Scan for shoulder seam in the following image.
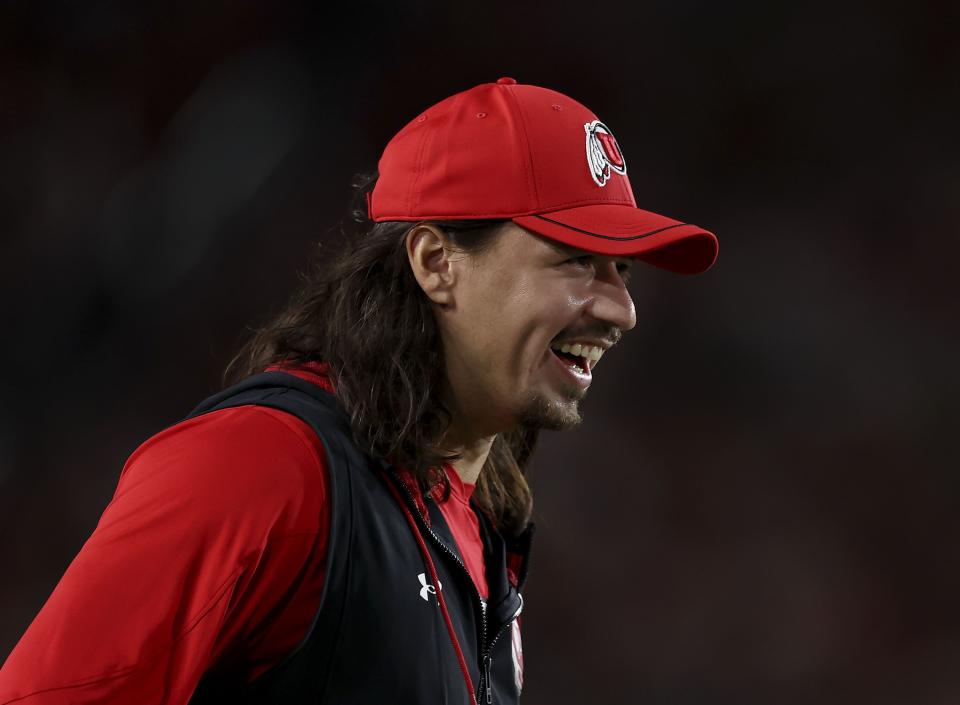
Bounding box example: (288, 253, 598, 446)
(188, 404, 326, 471)
(240, 405, 327, 471)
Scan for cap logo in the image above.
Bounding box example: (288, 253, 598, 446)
(584, 120, 627, 187)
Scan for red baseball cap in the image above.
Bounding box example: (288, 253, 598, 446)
(367, 77, 718, 274)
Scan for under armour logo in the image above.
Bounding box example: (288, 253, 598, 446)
(418, 572, 442, 601)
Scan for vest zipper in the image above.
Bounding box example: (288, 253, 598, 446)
(478, 596, 523, 704)
(390, 472, 526, 703)
(391, 476, 490, 702)
(483, 655, 493, 704)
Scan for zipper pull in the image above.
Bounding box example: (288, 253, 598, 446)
(484, 655, 493, 704)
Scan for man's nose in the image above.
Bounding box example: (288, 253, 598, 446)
(587, 262, 637, 332)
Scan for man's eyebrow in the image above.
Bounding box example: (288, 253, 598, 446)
(545, 240, 589, 256)
(545, 241, 634, 264)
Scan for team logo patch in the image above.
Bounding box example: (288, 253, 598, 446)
(584, 119, 627, 187)
(511, 618, 524, 693)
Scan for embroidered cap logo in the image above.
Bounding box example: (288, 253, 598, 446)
(584, 119, 627, 187)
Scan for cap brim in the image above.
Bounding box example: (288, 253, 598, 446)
(513, 203, 718, 274)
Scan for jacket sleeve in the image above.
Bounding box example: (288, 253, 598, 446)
(0, 405, 329, 705)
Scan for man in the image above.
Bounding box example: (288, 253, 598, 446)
(0, 77, 717, 704)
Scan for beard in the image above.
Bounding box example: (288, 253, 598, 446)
(514, 380, 587, 432)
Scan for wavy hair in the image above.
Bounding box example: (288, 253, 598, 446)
(225, 173, 537, 537)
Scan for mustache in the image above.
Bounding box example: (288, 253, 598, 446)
(552, 328, 621, 348)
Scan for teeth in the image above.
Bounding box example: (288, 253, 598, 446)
(550, 342, 605, 367)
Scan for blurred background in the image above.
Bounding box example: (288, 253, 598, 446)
(2, 1, 958, 703)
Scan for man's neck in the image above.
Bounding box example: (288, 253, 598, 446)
(445, 434, 495, 485)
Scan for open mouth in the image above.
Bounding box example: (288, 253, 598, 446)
(550, 347, 590, 374)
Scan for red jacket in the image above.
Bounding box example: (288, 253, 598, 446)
(0, 362, 490, 704)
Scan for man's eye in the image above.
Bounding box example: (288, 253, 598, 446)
(565, 256, 632, 283)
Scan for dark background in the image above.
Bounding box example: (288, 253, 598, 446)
(2, 1, 958, 703)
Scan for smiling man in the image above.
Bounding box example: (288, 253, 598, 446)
(0, 78, 717, 704)
(411, 220, 637, 485)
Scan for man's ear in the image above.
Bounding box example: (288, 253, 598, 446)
(405, 224, 459, 307)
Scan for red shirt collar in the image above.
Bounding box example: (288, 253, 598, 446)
(264, 360, 336, 394)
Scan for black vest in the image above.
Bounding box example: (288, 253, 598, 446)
(184, 371, 534, 704)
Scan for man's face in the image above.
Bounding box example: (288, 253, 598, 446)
(435, 222, 636, 437)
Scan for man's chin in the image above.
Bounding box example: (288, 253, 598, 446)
(516, 390, 584, 432)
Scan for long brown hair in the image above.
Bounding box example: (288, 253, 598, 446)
(225, 172, 537, 537)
